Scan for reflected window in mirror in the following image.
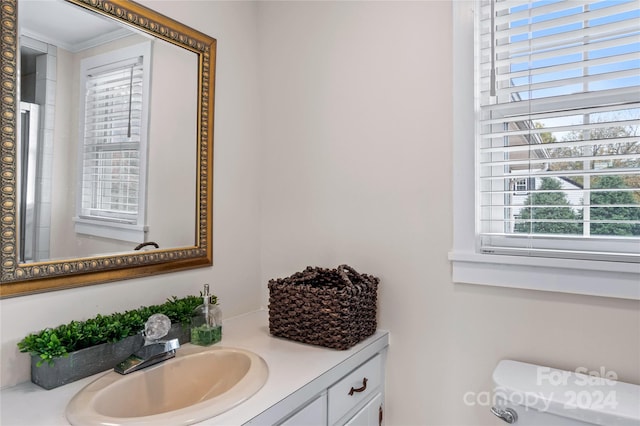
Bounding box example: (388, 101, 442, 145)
(74, 42, 152, 243)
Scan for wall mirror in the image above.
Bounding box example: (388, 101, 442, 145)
(0, 0, 215, 297)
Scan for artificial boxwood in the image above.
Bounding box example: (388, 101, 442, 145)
(18, 295, 212, 366)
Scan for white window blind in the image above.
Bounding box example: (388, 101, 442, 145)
(80, 57, 143, 225)
(477, 0, 640, 262)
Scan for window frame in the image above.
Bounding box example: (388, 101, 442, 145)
(73, 41, 152, 243)
(449, 1, 640, 300)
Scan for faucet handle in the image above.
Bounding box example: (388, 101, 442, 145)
(144, 313, 172, 342)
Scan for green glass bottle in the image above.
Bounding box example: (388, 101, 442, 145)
(190, 284, 222, 346)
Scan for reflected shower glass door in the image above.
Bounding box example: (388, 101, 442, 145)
(19, 101, 40, 262)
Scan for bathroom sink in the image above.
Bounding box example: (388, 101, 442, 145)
(66, 346, 268, 426)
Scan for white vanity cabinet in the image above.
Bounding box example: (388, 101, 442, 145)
(0, 311, 388, 426)
(265, 352, 386, 426)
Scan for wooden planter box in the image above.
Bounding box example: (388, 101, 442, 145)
(31, 323, 190, 390)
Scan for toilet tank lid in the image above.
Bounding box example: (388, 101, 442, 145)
(492, 360, 640, 426)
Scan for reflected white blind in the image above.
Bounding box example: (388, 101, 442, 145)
(80, 57, 143, 224)
(478, 0, 640, 261)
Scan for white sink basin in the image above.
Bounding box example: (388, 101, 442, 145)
(66, 346, 268, 426)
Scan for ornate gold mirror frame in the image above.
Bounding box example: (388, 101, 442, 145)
(0, 0, 215, 297)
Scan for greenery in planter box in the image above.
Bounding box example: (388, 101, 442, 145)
(18, 295, 214, 366)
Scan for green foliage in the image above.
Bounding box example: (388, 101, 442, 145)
(18, 328, 69, 367)
(526, 119, 640, 234)
(591, 175, 640, 236)
(514, 177, 582, 235)
(556, 122, 640, 189)
(17, 295, 204, 366)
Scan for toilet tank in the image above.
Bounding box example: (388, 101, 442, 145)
(491, 360, 640, 426)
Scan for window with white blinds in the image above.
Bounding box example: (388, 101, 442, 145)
(477, 0, 640, 262)
(75, 43, 151, 242)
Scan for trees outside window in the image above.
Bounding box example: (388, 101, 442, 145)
(514, 177, 582, 235)
(591, 175, 640, 236)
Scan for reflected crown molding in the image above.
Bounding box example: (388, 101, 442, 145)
(20, 27, 132, 53)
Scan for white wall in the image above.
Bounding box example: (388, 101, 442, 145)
(1, 0, 263, 388)
(256, 1, 640, 425)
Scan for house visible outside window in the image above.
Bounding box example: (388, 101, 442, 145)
(513, 178, 529, 194)
(74, 42, 152, 242)
(450, 1, 639, 299)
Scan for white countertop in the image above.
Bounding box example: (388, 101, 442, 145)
(0, 309, 389, 426)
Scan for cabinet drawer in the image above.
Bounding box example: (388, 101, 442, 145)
(328, 354, 382, 425)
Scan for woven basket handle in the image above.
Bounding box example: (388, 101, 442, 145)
(338, 264, 363, 286)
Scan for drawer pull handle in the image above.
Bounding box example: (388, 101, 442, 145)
(348, 377, 368, 396)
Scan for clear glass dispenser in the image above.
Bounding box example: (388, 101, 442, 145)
(190, 284, 222, 346)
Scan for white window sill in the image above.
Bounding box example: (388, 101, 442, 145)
(448, 251, 640, 300)
(74, 217, 147, 243)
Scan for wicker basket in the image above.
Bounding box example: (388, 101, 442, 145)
(268, 264, 378, 350)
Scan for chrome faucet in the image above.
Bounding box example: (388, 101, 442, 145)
(115, 313, 180, 375)
(114, 338, 180, 374)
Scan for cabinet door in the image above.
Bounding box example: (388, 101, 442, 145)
(344, 392, 383, 426)
(280, 392, 327, 426)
